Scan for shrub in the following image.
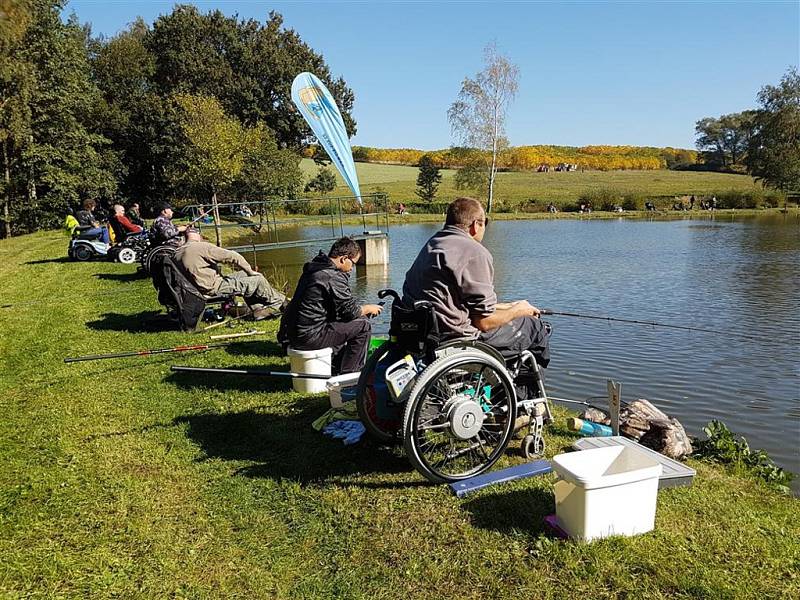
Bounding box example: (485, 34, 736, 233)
(694, 421, 793, 494)
(622, 191, 646, 211)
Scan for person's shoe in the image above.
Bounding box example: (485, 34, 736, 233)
(251, 306, 281, 321)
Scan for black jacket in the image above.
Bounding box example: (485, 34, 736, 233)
(152, 255, 206, 332)
(279, 252, 360, 344)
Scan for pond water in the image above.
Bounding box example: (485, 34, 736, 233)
(232, 214, 800, 484)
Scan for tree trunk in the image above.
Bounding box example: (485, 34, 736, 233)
(2, 139, 10, 239)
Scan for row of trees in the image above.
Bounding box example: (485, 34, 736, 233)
(0, 1, 355, 237)
(695, 67, 799, 192)
(346, 145, 697, 172)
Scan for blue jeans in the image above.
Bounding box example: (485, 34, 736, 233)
(84, 227, 110, 244)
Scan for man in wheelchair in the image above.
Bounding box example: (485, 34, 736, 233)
(402, 196, 551, 397)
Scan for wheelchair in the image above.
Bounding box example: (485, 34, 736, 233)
(356, 289, 553, 484)
(140, 242, 177, 274)
(110, 231, 151, 265)
(68, 227, 110, 261)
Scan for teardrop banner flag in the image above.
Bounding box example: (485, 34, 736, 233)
(291, 72, 361, 203)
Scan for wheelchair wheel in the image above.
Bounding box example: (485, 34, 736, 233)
(142, 244, 176, 273)
(356, 341, 402, 444)
(73, 245, 93, 262)
(116, 247, 137, 264)
(402, 349, 517, 483)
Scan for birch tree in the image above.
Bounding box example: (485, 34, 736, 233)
(448, 42, 519, 213)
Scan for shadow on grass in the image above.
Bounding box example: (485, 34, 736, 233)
(166, 362, 291, 394)
(461, 487, 555, 535)
(86, 310, 180, 333)
(224, 339, 284, 358)
(174, 402, 409, 484)
(25, 256, 72, 265)
(94, 271, 149, 282)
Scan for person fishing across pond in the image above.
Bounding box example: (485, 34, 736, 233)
(175, 229, 287, 321)
(278, 237, 383, 375)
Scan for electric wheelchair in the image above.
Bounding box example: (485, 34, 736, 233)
(356, 289, 553, 484)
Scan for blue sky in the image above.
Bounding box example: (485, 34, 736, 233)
(65, 1, 799, 150)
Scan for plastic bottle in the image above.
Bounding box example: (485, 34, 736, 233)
(568, 417, 613, 437)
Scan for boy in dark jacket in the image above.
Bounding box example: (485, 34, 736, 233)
(279, 237, 383, 374)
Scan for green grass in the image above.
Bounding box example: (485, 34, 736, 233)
(301, 158, 764, 208)
(1, 231, 798, 598)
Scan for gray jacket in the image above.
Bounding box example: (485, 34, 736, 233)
(402, 225, 497, 338)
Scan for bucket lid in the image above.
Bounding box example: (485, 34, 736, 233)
(287, 347, 333, 359)
(552, 446, 662, 490)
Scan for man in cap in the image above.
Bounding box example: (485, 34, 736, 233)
(151, 203, 186, 247)
(175, 229, 286, 320)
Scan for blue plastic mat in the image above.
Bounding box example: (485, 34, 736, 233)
(449, 460, 552, 497)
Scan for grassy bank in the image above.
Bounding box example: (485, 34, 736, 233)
(1, 231, 798, 598)
(300, 159, 771, 210)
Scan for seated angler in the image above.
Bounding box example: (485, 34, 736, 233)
(175, 229, 287, 320)
(278, 237, 383, 375)
(109, 204, 144, 242)
(151, 203, 186, 247)
(76, 198, 110, 244)
(402, 197, 551, 381)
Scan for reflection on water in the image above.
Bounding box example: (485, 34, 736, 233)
(230, 214, 800, 484)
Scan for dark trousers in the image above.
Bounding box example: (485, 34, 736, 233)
(479, 316, 551, 368)
(293, 318, 372, 375)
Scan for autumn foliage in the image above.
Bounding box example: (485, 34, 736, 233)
(329, 145, 698, 171)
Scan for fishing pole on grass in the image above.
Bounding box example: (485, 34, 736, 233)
(170, 365, 331, 380)
(64, 341, 243, 363)
(539, 309, 777, 343)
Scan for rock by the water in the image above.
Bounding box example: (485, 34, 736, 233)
(581, 399, 692, 459)
(620, 399, 692, 459)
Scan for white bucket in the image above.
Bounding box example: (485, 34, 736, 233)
(287, 347, 332, 393)
(326, 372, 361, 408)
(552, 446, 662, 541)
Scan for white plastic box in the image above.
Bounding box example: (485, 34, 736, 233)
(552, 446, 662, 541)
(326, 372, 360, 408)
(287, 347, 332, 393)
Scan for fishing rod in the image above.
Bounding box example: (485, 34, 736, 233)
(64, 341, 243, 363)
(171, 365, 331, 380)
(539, 309, 774, 342)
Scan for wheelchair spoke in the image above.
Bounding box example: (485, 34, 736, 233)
(409, 356, 517, 481)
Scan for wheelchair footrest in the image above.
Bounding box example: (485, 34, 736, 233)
(449, 460, 552, 498)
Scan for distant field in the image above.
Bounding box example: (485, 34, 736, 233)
(300, 158, 761, 207)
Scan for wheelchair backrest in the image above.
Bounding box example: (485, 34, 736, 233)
(382, 289, 440, 355)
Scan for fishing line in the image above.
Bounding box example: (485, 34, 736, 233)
(541, 309, 784, 344)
